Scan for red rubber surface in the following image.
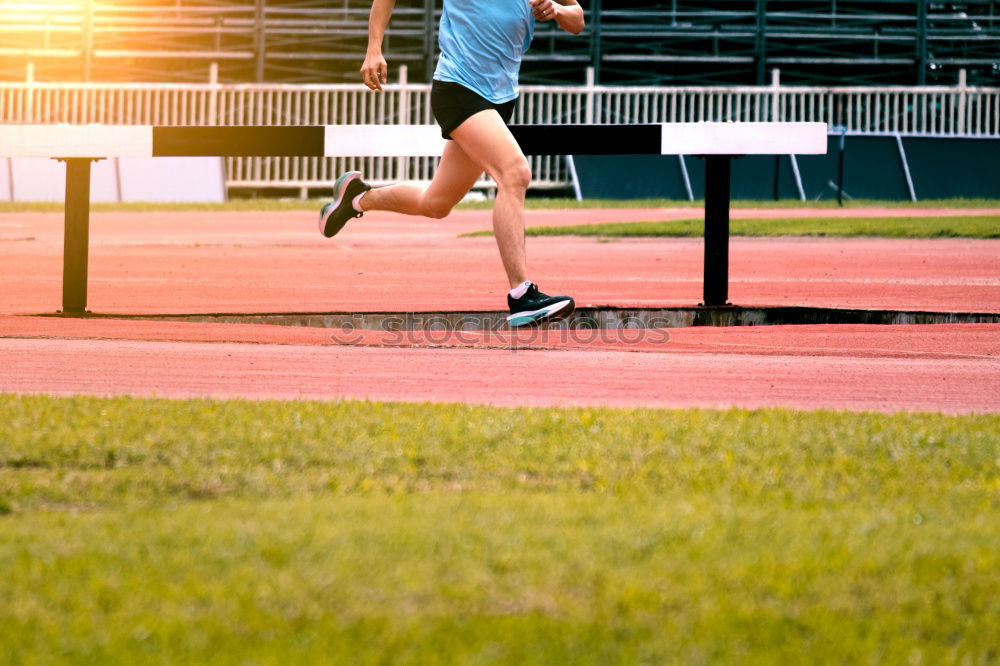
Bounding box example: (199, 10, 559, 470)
(2, 315, 998, 359)
(2, 208, 998, 314)
(1, 327, 997, 413)
(2, 207, 998, 412)
(1, 315, 998, 413)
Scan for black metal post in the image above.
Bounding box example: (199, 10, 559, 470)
(836, 130, 846, 207)
(916, 0, 928, 85)
(80, 0, 94, 81)
(754, 0, 767, 85)
(590, 0, 602, 84)
(254, 0, 266, 82)
(772, 155, 781, 200)
(59, 158, 97, 313)
(424, 0, 436, 81)
(703, 155, 733, 307)
(82, 0, 94, 81)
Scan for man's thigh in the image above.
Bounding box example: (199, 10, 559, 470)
(450, 109, 528, 180)
(424, 138, 483, 206)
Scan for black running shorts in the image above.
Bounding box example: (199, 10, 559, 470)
(431, 79, 517, 140)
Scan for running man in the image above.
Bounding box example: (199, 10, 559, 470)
(320, 0, 585, 327)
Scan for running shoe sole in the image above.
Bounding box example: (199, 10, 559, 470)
(319, 171, 363, 238)
(507, 298, 575, 328)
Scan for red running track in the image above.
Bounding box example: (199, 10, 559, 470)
(1, 208, 998, 314)
(1, 316, 998, 413)
(2, 206, 998, 413)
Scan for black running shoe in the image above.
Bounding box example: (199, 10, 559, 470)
(319, 171, 371, 238)
(507, 282, 576, 327)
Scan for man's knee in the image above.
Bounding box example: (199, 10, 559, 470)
(419, 196, 454, 219)
(496, 160, 532, 192)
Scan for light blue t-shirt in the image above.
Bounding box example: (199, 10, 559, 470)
(433, 0, 534, 104)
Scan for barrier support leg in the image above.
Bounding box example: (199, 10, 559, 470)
(57, 157, 100, 314)
(702, 155, 733, 307)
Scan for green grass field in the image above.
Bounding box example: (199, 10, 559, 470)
(464, 215, 1000, 239)
(1, 197, 999, 214)
(1, 395, 997, 664)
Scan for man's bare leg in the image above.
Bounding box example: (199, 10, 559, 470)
(321, 112, 573, 325)
(359, 140, 482, 219)
(358, 112, 530, 287)
(446, 110, 532, 288)
(440, 111, 574, 324)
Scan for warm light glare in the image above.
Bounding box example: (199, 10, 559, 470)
(1, 1, 87, 11)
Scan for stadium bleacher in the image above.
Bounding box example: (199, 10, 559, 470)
(1, 0, 997, 86)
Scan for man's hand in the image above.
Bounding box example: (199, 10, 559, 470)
(361, 0, 395, 91)
(360, 52, 388, 91)
(529, 0, 559, 22)
(530, 0, 584, 34)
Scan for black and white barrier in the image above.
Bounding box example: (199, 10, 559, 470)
(0, 122, 827, 313)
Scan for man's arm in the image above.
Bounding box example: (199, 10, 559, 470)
(360, 0, 396, 90)
(529, 0, 584, 35)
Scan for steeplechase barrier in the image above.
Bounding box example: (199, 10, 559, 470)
(0, 121, 827, 313)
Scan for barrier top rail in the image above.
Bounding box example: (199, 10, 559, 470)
(0, 122, 828, 157)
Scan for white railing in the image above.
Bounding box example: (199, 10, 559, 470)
(2, 73, 997, 193)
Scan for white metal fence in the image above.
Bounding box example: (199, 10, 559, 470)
(2, 75, 997, 192)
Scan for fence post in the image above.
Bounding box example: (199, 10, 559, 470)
(584, 67, 595, 124)
(208, 62, 219, 125)
(25, 63, 36, 122)
(770, 67, 780, 121)
(398, 65, 409, 181)
(956, 68, 967, 135)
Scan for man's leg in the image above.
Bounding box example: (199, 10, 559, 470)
(359, 140, 482, 219)
(322, 110, 573, 325)
(319, 140, 481, 238)
(442, 111, 575, 325)
(357, 111, 531, 288)
(448, 110, 531, 289)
